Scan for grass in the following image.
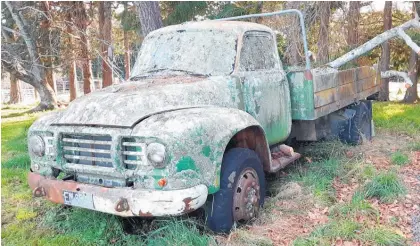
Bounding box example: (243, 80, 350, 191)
(363, 170, 406, 203)
(2, 101, 417, 245)
(360, 227, 406, 246)
(329, 191, 378, 219)
(231, 229, 274, 246)
(293, 220, 405, 246)
(373, 102, 420, 136)
(391, 151, 410, 166)
(289, 158, 340, 204)
(293, 220, 361, 246)
(408, 141, 420, 151)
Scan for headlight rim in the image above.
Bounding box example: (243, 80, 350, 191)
(146, 142, 167, 168)
(29, 135, 46, 157)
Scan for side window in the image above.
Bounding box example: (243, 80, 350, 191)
(239, 33, 278, 71)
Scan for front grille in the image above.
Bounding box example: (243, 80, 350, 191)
(62, 134, 113, 168)
(122, 138, 147, 170)
(44, 134, 55, 157)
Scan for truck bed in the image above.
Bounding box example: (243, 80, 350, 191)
(288, 66, 380, 121)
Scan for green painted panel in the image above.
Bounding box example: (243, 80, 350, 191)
(287, 71, 315, 120)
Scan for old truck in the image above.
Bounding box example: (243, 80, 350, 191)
(27, 10, 380, 232)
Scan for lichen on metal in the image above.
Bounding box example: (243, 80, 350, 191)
(26, 17, 379, 219)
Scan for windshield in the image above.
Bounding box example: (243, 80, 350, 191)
(131, 30, 238, 77)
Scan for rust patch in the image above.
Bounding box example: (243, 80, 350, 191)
(33, 186, 46, 197)
(139, 210, 153, 217)
(183, 197, 194, 212)
(115, 198, 130, 212)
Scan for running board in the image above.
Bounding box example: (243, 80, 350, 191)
(268, 144, 301, 173)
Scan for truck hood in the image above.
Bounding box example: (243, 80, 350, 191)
(55, 75, 241, 128)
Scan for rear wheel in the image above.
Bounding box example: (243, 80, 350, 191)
(205, 148, 265, 233)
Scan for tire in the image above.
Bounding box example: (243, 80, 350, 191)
(205, 148, 266, 233)
(347, 100, 372, 145)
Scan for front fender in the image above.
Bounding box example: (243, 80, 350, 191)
(132, 107, 269, 194)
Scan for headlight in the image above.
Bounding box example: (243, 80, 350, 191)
(29, 135, 45, 157)
(147, 143, 166, 168)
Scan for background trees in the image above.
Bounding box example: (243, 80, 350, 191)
(2, 1, 57, 111)
(379, 1, 393, 100)
(99, 2, 113, 88)
(1, 1, 419, 110)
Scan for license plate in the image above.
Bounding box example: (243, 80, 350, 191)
(63, 191, 94, 210)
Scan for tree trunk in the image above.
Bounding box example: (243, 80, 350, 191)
(65, 6, 78, 101)
(45, 69, 56, 92)
(30, 80, 57, 112)
(403, 51, 418, 102)
(69, 60, 77, 101)
(347, 1, 360, 49)
(34, 87, 39, 100)
(9, 74, 22, 104)
(123, 2, 131, 80)
(284, 1, 301, 65)
(73, 1, 93, 94)
(99, 2, 113, 88)
(135, 1, 163, 37)
(404, 2, 419, 103)
(4, 1, 57, 111)
(254, 2, 264, 23)
(317, 1, 331, 64)
(124, 30, 131, 80)
(40, 1, 57, 93)
(378, 1, 392, 101)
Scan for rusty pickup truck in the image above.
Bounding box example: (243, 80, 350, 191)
(27, 10, 380, 232)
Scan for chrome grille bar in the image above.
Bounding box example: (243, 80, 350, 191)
(62, 134, 113, 168)
(63, 138, 111, 145)
(64, 154, 112, 162)
(44, 136, 55, 156)
(122, 139, 147, 169)
(63, 146, 111, 154)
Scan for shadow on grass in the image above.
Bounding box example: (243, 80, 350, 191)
(1, 111, 30, 119)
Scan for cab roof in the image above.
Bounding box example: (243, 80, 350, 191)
(148, 20, 274, 37)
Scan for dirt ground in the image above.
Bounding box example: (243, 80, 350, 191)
(217, 132, 420, 246)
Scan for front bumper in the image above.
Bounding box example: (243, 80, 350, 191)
(28, 172, 208, 217)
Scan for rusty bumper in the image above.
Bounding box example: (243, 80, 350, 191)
(28, 172, 208, 217)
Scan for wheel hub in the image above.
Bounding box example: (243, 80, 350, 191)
(233, 168, 260, 222)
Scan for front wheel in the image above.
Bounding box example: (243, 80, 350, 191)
(205, 148, 265, 233)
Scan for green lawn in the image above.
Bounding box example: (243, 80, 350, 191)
(373, 102, 420, 136)
(1, 102, 418, 245)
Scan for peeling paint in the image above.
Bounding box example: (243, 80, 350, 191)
(176, 156, 197, 172)
(227, 171, 236, 188)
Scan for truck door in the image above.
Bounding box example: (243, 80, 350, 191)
(235, 31, 292, 145)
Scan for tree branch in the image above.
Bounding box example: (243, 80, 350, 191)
(5, 1, 43, 81)
(397, 28, 420, 54)
(1, 60, 35, 86)
(328, 17, 420, 68)
(381, 70, 413, 87)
